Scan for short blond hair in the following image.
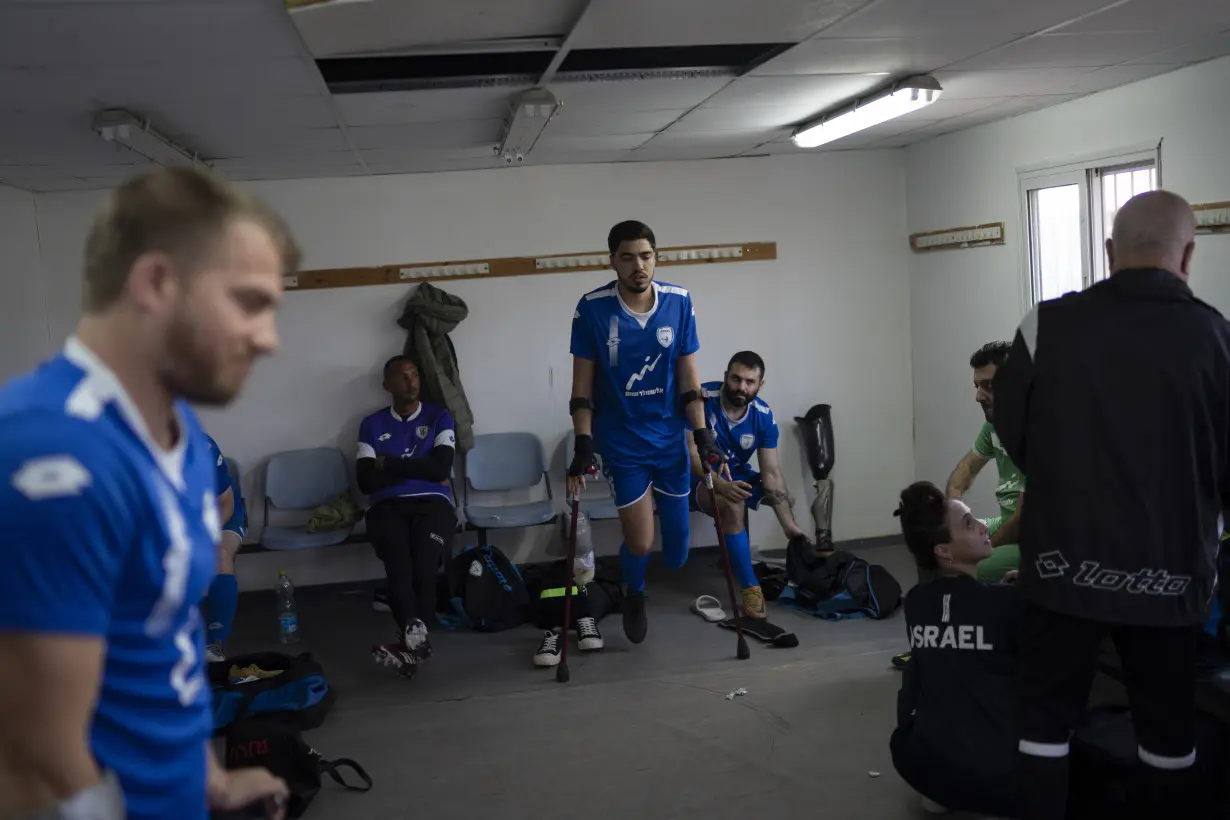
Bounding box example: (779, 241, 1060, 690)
(83, 166, 300, 312)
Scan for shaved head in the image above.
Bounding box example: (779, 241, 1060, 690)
(1107, 190, 1197, 281)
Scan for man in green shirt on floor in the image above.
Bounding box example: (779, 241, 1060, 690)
(945, 341, 1025, 582)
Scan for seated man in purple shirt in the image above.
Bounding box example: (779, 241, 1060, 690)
(356, 355, 456, 679)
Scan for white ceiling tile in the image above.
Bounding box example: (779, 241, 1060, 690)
(573, 0, 873, 48)
(819, 0, 1124, 37)
(158, 97, 340, 134)
(1, 60, 323, 112)
(0, 1, 301, 69)
(346, 119, 505, 151)
(334, 87, 525, 127)
(534, 133, 655, 152)
(644, 130, 781, 152)
(1056, 0, 1230, 34)
(359, 145, 504, 165)
(1066, 64, 1178, 92)
(624, 146, 746, 163)
(946, 31, 1200, 70)
(522, 150, 632, 166)
(751, 34, 1015, 76)
(200, 128, 352, 159)
(226, 166, 368, 183)
(698, 74, 885, 116)
(931, 67, 1101, 98)
(548, 107, 687, 137)
(210, 154, 362, 174)
(667, 106, 814, 132)
(364, 158, 510, 176)
(292, 0, 586, 58)
(1124, 30, 1230, 65)
(552, 78, 733, 114)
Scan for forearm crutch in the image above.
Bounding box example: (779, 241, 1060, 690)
(702, 462, 750, 660)
(558, 494, 581, 683)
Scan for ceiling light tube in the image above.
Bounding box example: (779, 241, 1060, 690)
(497, 87, 560, 164)
(791, 75, 942, 149)
(92, 109, 208, 167)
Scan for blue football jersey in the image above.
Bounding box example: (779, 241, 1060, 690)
(569, 280, 700, 462)
(0, 339, 219, 820)
(357, 403, 456, 505)
(700, 381, 780, 483)
(203, 432, 245, 526)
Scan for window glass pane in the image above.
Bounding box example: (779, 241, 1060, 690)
(1032, 184, 1084, 302)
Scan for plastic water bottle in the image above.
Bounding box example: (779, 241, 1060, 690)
(275, 570, 300, 645)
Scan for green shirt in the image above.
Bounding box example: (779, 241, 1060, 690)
(973, 421, 1025, 519)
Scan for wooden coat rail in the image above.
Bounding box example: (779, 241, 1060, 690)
(284, 242, 777, 292)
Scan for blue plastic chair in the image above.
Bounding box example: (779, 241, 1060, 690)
(564, 432, 620, 521)
(261, 448, 356, 550)
(463, 433, 557, 546)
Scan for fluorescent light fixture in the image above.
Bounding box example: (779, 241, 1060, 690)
(92, 109, 208, 167)
(791, 75, 942, 149)
(497, 88, 560, 164)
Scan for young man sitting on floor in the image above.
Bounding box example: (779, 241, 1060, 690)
(686, 351, 814, 619)
(890, 481, 1021, 818)
(944, 342, 1025, 583)
(356, 355, 456, 679)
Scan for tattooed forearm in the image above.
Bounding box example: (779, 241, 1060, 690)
(762, 488, 793, 508)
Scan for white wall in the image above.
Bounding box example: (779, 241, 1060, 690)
(905, 56, 1230, 517)
(30, 152, 916, 589)
(0, 183, 50, 379)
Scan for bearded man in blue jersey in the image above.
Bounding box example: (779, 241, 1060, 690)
(688, 351, 813, 619)
(567, 220, 726, 644)
(0, 167, 296, 820)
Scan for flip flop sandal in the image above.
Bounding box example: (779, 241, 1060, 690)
(691, 594, 726, 623)
(719, 617, 799, 648)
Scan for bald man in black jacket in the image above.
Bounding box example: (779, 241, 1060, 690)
(993, 190, 1230, 819)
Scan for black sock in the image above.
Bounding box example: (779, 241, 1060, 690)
(1019, 751, 1069, 820)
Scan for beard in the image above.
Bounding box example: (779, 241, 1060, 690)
(162, 309, 248, 406)
(979, 401, 994, 421)
(723, 386, 753, 407)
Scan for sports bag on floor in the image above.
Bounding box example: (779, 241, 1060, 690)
(210, 652, 336, 733)
(224, 717, 372, 819)
(446, 544, 529, 632)
(781, 545, 901, 620)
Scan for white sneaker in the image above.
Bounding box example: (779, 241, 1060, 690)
(205, 643, 226, 664)
(402, 619, 432, 661)
(920, 796, 950, 814)
(576, 617, 604, 652)
(534, 629, 562, 667)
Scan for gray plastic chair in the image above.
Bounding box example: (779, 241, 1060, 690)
(463, 432, 557, 546)
(564, 432, 620, 520)
(261, 447, 355, 550)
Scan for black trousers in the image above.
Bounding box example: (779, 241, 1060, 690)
(365, 495, 455, 631)
(1018, 602, 1200, 820)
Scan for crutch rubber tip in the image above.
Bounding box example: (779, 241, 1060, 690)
(556, 663, 570, 683)
(736, 637, 750, 660)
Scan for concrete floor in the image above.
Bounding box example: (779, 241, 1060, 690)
(224, 544, 995, 820)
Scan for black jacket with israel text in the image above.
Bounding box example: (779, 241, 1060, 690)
(993, 267, 1230, 626)
(895, 575, 1020, 795)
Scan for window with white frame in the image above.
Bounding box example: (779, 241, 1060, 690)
(1018, 148, 1159, 307)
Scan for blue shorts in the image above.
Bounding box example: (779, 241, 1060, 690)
(601, 441, 692, 509)
(690, 475, 763, 512)
(223, 508, 247, 540)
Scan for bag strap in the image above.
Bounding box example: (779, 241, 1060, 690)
(318, 758, 373, 792)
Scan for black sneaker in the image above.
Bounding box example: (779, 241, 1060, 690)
(623, 591, 648, 644)
(372, 643, 417, 678)
(534, 629, 562, 667)
(372, 587, 391, 613)
(892, 651, 911, 670)
(576, 616, 604, 652)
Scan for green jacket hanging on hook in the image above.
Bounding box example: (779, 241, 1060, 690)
(398, 282, 475, 453)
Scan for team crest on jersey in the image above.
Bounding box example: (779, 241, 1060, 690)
(416, 425, 429, 439)
(739, 433, 755, 450)
(656, 326, 673, 348)
(378, 433, 391, 441)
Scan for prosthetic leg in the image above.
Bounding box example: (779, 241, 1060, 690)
(795, 404, 836, 553)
